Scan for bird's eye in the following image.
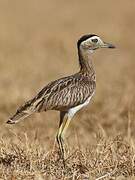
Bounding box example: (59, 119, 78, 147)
(91, 38, 98, 43)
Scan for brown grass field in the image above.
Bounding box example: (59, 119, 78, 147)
(0, 0, 135, 179)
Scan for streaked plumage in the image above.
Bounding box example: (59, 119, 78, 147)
(7, 34, 115, 160)
(24, 73, 95, 112)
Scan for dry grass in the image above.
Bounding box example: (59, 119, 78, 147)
(1, 134, 135, 179)
(0, 0, 135, 179)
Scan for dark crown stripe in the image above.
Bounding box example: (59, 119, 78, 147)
(77, 34, 97, 49)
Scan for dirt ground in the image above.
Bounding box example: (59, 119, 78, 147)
(0, 0, 135, 179)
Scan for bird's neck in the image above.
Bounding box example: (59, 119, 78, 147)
(78, 47, 95, 76)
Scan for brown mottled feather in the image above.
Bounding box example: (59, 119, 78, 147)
(7, 34, 98, 124)
(30, 72, 96, 112)
(7, 68, 96, 123)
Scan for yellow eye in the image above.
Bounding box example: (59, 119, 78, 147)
(91, 39, 98, 43)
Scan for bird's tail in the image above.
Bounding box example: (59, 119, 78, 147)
(7, 99, 36, 124)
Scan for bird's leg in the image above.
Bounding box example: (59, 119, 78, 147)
(56, 112, 72, 160)
(56, 127, 65, 160)
(60, 116, 71, 139)
(56, 112, 67, 159)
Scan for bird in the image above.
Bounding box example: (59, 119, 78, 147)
(7, 34, 115, 159)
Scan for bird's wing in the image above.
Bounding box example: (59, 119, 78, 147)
(31, 74, 96, 112)
(7, 74, 95, 124)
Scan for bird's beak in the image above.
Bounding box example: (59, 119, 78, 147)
(102, 42, 116, 48)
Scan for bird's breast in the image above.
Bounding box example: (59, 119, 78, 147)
(68, 91, 95, 119)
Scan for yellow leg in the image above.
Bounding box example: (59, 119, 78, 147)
(61, 117, 71, 138)
(56, 111, 71, 159)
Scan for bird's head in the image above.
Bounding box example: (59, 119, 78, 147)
(77, 34, 115, 52)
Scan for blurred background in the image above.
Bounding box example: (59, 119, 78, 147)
(0, 0, 135, 149)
